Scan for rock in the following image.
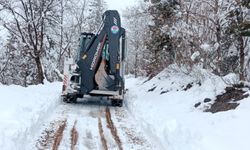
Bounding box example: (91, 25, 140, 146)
(160, 90, 169, 94)
(184, 83, 193, 91)
(225, 87, 234, 92)
(148, 86, 157, 92)
(204, 98, 211, 103)
(233, 82, 245, 88)
(194, 102, 201, 108)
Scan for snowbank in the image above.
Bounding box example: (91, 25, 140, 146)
(125, 66, 250, 150)
(0, 82, 62, 149)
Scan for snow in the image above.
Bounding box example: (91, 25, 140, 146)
(191, 51, 200, 61)
(0, 82, 62, 150)
(0, 65, 250, 150)
(125, 65, 250, 150)
(222, 73, 239, 84)
(200, 43, 211, 52)
(0, 26, 9, 48)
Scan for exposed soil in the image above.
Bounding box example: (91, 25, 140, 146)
(105, 107, 123, 150)
(98, 117, 108, 150)
(52, 120, 67, 150)
(205, 86, 249, 113)
(70, 121, 78, 150)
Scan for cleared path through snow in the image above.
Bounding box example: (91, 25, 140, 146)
(33, 98, 156, 150)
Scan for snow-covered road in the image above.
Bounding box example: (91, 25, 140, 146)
(2, 69, 250, 150)
(33, 98, 157, 150)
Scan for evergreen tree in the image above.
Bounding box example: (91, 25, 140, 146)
(145, 0, 179, 76)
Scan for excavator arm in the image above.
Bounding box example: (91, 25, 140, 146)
(62, 10, 126, 106)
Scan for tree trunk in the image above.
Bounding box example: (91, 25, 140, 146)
(35, 57, 45, 84)
(239, 36, 245, 81)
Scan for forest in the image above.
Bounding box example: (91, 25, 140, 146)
(0, 0, 250, 86)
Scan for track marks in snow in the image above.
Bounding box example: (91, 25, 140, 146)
(105, 107, 123, 150)
(98, 117, 109, 150)
(35, 103, 156, 150)
(36, 119, 66, 150)
(70, 121, 78, 150)
(36, 123, 55, 149)
(112, 108, 153, 149)
(52, 119, 67, 150)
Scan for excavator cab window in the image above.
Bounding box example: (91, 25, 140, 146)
(102, 43, 109, 61)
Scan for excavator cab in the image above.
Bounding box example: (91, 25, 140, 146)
(62, 10, 126, 107)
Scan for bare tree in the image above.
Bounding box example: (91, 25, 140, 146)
(0, 0, 57, 84)
(123, 2, 150, 77)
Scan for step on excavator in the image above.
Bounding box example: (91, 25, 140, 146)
(62, 10, 126, 107)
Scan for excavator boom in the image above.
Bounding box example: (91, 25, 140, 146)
(62, 10, 126, 107)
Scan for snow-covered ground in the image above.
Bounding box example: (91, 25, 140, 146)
(1, 66, 250, 150)
(0, 82, 62, 149)
(0, 82, 155, 150)
(125, 66, 250, 150)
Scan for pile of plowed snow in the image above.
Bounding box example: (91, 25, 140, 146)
(125, 65, 250, 150)
(0, 82, 62, 149)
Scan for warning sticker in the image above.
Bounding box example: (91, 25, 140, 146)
(111, 25, 119, 34)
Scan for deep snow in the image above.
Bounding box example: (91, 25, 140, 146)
(125, 66, 250, 150)
(0, 82, 62, 149)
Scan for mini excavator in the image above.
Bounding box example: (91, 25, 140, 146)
(62, 10, 126, 107)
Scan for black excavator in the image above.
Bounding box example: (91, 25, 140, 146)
(62, 10, 126, 107)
